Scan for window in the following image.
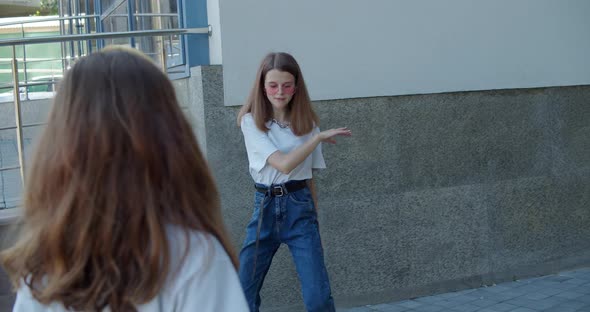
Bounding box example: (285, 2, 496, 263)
(100, 0, 185, 74)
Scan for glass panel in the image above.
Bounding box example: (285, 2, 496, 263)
(97, 0, 186, 71)
(139, 0, 177, 14)
(130, 0, 182, 69)
(101, 0, 121, 12)
(77, 0, 87, 13)
(135, 1, 153, 14)
(102, 1, 129, 46)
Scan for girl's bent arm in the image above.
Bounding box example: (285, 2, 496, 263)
(267, 127, 351, 174)
(267, 134, 321, 174)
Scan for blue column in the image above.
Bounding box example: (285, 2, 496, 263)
(127, 0, 136, 47)
(85, 0, 92, 53)
(181, 0, 209, 66)
(95, 0, 105, 49)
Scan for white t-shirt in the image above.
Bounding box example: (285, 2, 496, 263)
(241, 113, 326, 186)
(12, 227, 249, 312)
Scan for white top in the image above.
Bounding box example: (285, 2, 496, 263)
(241, 113, 326, 186)
(12, 227, 249, 312)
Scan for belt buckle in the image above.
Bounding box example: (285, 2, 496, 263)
(273, 185, 284, 197)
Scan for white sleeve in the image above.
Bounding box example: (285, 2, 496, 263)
(241, 114, 279, 173)
(13, 285, 48, 312)
(311, 127, 326, 169)
(173, 250, 249, 312)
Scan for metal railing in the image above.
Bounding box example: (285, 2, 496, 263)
(0, 15, 96, 103)
(0, 13, 192, 90)
(0, 27, 208, 45)
(0, 27, 209, 214)
(0, 15, 99, 28)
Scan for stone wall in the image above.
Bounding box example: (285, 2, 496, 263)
(189, 66, 590, 311)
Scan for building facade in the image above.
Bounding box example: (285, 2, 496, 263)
(0, 1, 588, 311)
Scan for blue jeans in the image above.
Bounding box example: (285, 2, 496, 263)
(238, 183, 335, 312)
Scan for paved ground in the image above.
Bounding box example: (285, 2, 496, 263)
(340, 267, 590, 312)
(1, 267, 589, 311)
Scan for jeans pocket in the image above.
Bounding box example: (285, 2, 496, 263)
(247, 192, 264, 225)
(288, 187, 313, 207)
(254, 191, 264, 205)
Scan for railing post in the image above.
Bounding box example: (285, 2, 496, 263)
(20, 24, 29, 100)
(11, 45, 26, 185)
(160, 40, 167, 71)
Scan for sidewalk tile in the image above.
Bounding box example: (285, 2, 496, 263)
(412, 304, 445, 312)
(504, 297, 542, 308)
(545, 275, 573, 282)
(342, 307, 374, 312)
(431, 300, 461, 308)
(448, 303, 479, 312)
(558, 300, 587, 310)
(446, 295, 478, 304)
(555, 291, 585, 300)
(342, 268, 590, 312)
(509, 308, 536, 312)
(576, 295, 590, 304)
(485, 302, 518, 311)
(414, 296, 444, 304)
(469, 298, 498, 308)
(396, 300, 422, 309)
(523, 292, 551, 300)
(368, 303, 409, 312)
(484, 285, 513, 293)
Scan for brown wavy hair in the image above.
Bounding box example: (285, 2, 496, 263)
(237, 52, 319, 136)
(0, 46, 237, 311)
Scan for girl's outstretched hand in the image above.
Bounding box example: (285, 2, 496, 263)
(317, 127, 352, 144)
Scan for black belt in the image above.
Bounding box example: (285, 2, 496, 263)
(254, 179, 307, 197)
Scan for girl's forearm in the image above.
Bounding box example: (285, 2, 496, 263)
(267, 134, 320, 174)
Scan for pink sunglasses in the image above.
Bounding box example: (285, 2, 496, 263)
(264, 84, 296, 95)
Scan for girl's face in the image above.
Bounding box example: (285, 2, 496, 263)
(264, 69, 296, 113)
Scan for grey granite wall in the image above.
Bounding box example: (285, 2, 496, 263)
(189, 66, 590, 311)
(0, 223, 18, 308)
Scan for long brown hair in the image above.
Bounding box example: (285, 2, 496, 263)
(0, 47, 237, 311)
(237, 52, 319, 136)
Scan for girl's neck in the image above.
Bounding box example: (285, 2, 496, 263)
(272, 110, 289, 123)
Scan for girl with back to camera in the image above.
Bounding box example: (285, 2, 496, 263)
(237, 52, 351, 312)
(0, 47, 248, 312)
